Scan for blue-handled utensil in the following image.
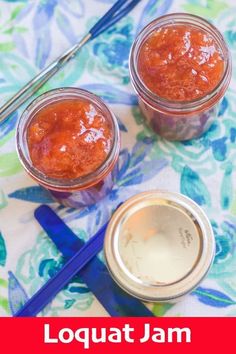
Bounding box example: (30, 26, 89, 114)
(14, 216, 109, 317)
(14, 205, 154, 317)
(33, 205, 154, 317)
(0, 0, 141, 124)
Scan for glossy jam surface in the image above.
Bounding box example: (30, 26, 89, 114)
(27, 99, 112, 179)
(138, 24, 224, 101)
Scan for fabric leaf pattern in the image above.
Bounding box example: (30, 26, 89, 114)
(0, 0, 236, 318)
(8, 271, 28, 315)
(9, 186, 55, 204)
(0, 232, 7, 267)
(193, 287, 236, 308)
(181, 166, 211, 206)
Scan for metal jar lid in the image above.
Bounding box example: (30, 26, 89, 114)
(104, 190, 215, 302)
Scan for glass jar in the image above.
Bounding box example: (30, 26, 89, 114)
(16, 88, 120, 208)
(129, 13, 232, 141)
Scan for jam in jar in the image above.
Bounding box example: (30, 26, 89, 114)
(16, 88, 120, 208)
(129, 13, 232, 140)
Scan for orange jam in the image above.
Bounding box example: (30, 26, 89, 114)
(138, 24, 224, 101)
(27, 99, 112, 179)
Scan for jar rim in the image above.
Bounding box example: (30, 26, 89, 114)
(129, 13, 232, 114)
(16, 87, 120, 191)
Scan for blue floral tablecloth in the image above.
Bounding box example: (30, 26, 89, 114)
(0, 0, 236, 317)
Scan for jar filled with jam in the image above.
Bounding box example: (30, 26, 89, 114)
(16, 88, 120, 208)
(129, 13, 232, 140)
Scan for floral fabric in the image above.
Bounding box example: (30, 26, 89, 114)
(0, 0, 236, 317)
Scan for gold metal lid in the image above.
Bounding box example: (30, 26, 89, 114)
(104, 190, 215, 302)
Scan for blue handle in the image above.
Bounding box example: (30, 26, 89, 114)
(90, 0, 141, 39)
(15, 205, 154, 317)
(34, 205, 154, 317)
(14, 219, 108, 317)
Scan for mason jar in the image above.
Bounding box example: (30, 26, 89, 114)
(129, 13, 232, 141)
(16, 88, 120, 208)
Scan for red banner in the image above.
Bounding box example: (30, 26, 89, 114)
(0, 317, 233, 353)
